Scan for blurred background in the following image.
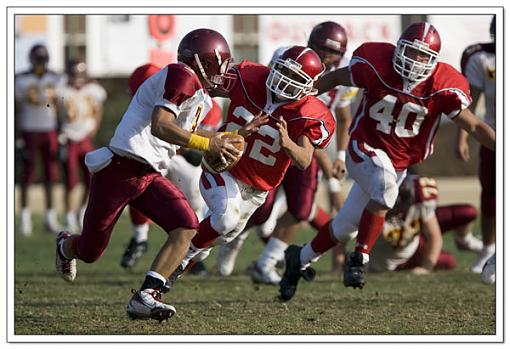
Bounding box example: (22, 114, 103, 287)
(14, 13, 494, 213)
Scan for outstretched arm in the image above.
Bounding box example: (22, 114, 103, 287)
(316, 67, 354, 95)
(453, 107, 495, 151)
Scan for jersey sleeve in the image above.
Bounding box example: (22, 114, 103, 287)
(463, 54, 485, 90)
(301, 105, 336, 149)
(439, 74, 472, 120)
(155, 65, 202, 116)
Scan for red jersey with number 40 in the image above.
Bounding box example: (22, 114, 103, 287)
(349, 42, 472, 171)
(224, 60, 335, 191)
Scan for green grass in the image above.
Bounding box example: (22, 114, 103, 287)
(14, 214, 496, 335)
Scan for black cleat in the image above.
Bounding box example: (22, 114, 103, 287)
(188, 261, 208, 276)
(161, 264, 185, 294)
(120, 238, 148, 269)
(343, 251, 367, 289)
(278, 245, 315, 301)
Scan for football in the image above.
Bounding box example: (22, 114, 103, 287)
(202, 133, 245, 173)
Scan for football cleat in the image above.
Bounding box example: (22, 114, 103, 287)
(278, 245, 316, 301)
(454, 233, 483, 253)
(127, 288, 176, 322)
(251, 263, 281, 285)
(55, 231, 76, 282)
(343, 251, 367, 289)
(470, 247, 495, 274)
(481, 253, 495, 285)
(120, 238, 148, 269)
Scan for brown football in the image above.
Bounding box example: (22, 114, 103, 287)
(202, 133, 245, 173)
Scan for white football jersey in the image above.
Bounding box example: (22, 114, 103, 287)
(109, 63, 212, 176)
(463, 45, 495, 129)
(59, 81, 107, 141)
(15, 70, 64, 132)
(370, 176, 438, 272)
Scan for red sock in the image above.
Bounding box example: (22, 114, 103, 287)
(310, 219, 336, 254)
(355, 209, 386, 254)
(309, 207, 331, 231)
(192, 216, 221, 249)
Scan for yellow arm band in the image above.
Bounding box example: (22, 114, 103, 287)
(187, 133, 210, 151)
(223, 129, 239, 135)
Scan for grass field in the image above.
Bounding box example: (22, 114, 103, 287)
(14, 213, 496, 336)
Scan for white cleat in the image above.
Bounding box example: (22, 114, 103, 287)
(55, 231, 76, 282)
(216, 232, 248, 276)
(454, 233, 483, 253)
(251, 263, 281, 285)
(481, 253, 495, 285)
(127, 288, 176, 322)
(470, 246, 495, 274)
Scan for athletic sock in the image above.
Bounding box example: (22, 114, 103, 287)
(192, 216, 220, 249)
(133, 223, 149, 243)
(300, 220, 336, 267)
(257, 237, 287, 270)
(354, 208, 386, 254)
(141, 271, 166, 291)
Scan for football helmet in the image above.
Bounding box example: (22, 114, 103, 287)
(307, 21, 348, 69)
(392, 22, 441, 82)
(128, 63, 160, 95)
(177, 28, 234, 90)
(266, 45, 325, 100)
(66, 59, 88, 88)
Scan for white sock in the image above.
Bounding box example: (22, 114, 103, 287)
(146, 271, 166, 284)
(482, 243, 496, 256)
(21, 207, 32, 221)
(180, 243, 203, 269)
(257, 237, 288, 270)
(46, 208, 57, 222)
(132, 223, 149, 243)
(299, 242, 321, 268)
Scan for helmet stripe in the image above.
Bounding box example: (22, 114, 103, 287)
(422, 22, 431, 41)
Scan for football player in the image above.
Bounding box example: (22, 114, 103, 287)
(57, 59, 107, 233)
(353, 175, 481, 274)
(215, 22, 357, 284)
(168, 46, 336, 287)
(457, 16, 496, 283)
(15, 44, 65, 235)
(119, 62, 222, 275)
(279, 22, 496, 301)
(54, 29, 248, 322)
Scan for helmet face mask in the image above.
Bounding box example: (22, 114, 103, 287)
(266, 46, 324, 100)
(392, 22, 441, 83)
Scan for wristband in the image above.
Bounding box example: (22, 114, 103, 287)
(337, 150, 346, 162)
(328, 177, 342, 193)
(187, 133, 210, 151)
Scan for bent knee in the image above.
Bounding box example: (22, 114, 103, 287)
(210, 212, 240, 236)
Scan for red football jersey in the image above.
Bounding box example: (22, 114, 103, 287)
(223, 61, 335, 191)
(200, 99, 223, 131)
(349, 42, 472, 171)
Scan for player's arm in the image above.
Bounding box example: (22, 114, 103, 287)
(414, 214, 443, 274)
(332, 103, 353, 180)
(316, 67, 354, 96)
(151, 106, 242, 160)
(315, 148, 343, 213)
(277, 116, 314, 170)
(456, 86, 483, 161)
(453, 107, 495, 151)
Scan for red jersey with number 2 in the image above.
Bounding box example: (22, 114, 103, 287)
(224, 60, 335, 191)
(349, 42, 472, 171)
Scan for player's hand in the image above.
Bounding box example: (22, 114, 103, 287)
(456, 139, 470, 162)
(277, 116, 292, 149)
(208, 133, 243, 162)
(411, 266, 431, 276)
(238, 111, 269, 137)
(332, 159, 347, 180)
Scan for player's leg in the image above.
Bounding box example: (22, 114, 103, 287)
(472, 146, 496, 273)
(120, 207, 151, 269)
(77, 138, 94, 228)
(41, 131, 61, 233)
(127, 174, 198, 321)
(434, 204, 481, 252)
(253, 160, 320, 285)
(63, 140, 80, 232)
(19, 131, 37, 236)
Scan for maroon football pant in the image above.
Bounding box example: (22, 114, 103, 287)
(396, 204, 478, 271)
(248, 156, 320, 227)
(63, 137, 94, 190)
(21, 130, 59, 184)
(71, 154, 198, 263)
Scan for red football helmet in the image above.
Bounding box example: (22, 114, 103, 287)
(266, 45, 325, 100)
(392, 22, 441, 82)
(307, 21, 348, 69)
(128, 63, 161, 95)
(177, 28, 233, 90)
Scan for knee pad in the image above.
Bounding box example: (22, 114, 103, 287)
(331, 214, 359, 244)
(192, 247, 212, 262)
(210, 212, 241, 237)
